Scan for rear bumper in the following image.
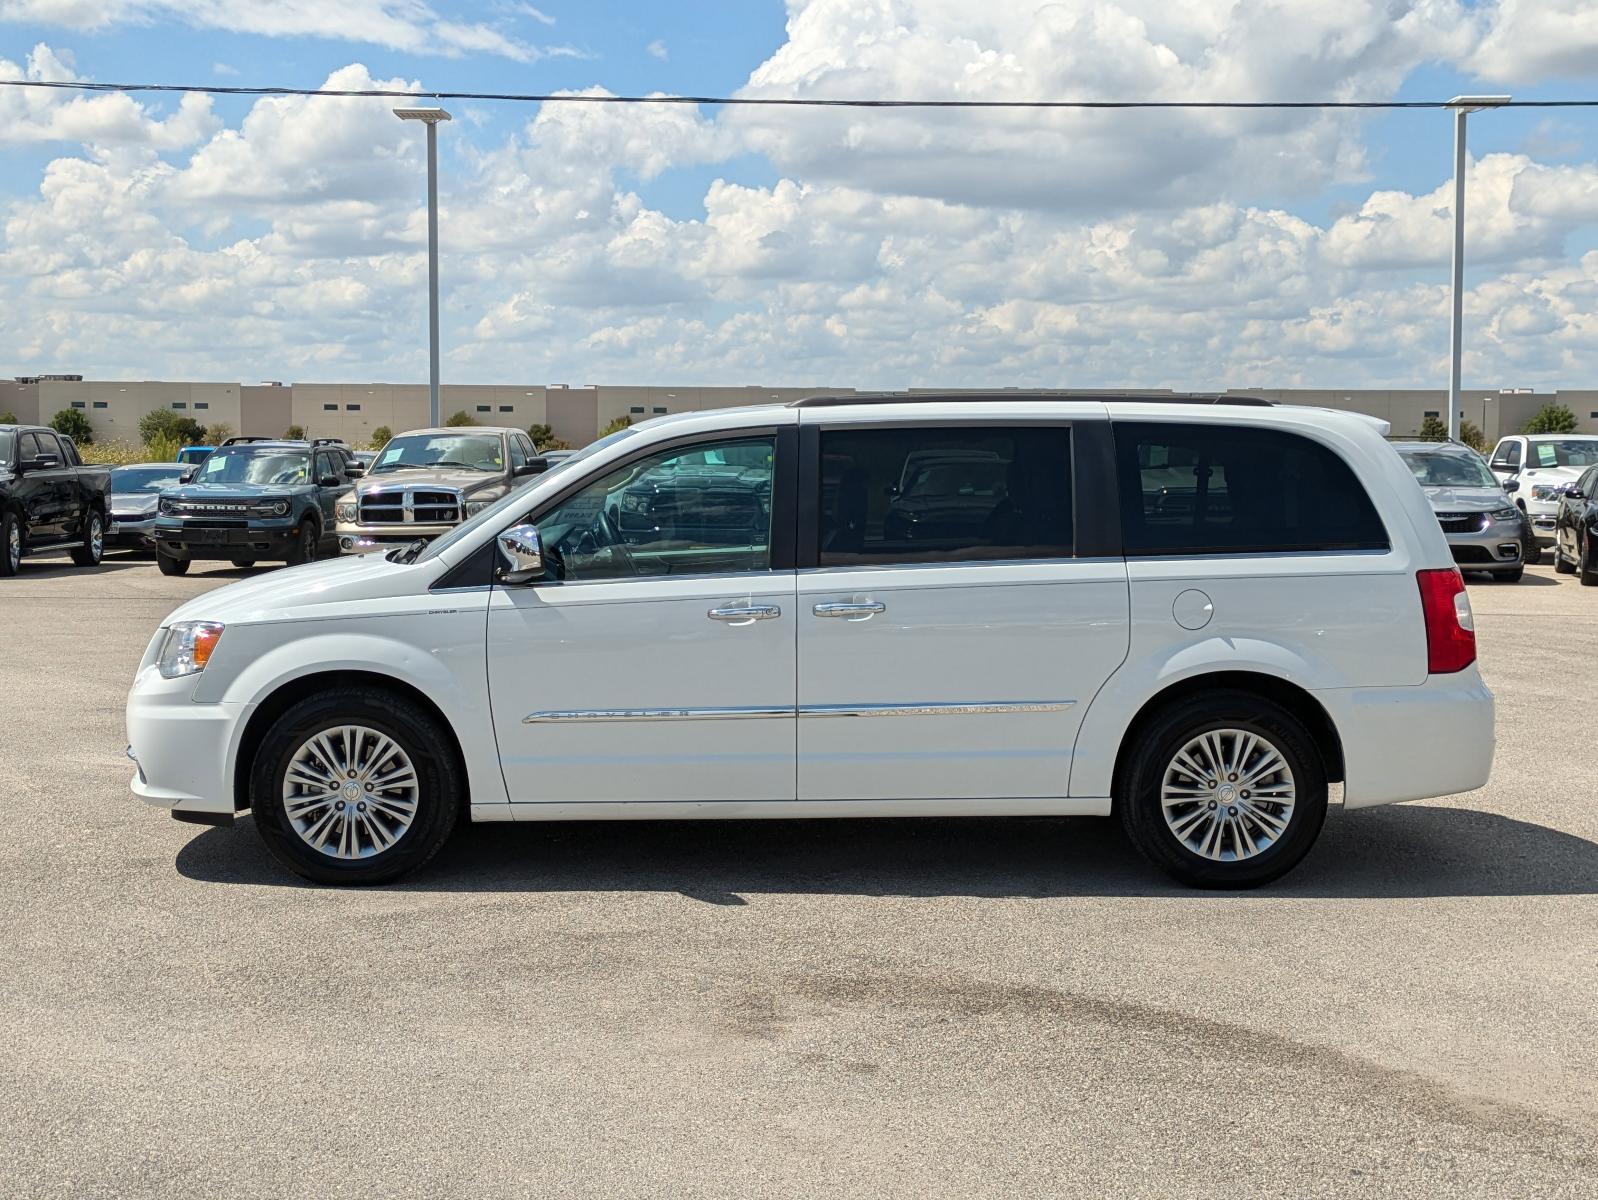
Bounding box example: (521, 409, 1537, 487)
(1315, 673, 1494, 809)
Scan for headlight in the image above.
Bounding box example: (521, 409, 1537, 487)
(1488, 506, 1519, 522)
(159, 499, 177, 516)
(157, 621, 225, 679)
(464, 498, 492, 517)
(1530, 483, 1570, 501)
(336, 501, 358, 522)
(273, 500, 289, 516)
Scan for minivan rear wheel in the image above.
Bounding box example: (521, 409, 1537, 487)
(1118, 689, 1328, 888)
(249, 688, 462, 885)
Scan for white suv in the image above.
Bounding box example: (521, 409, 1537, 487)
(127, 395, 1494, 889)
(1487, 433, 1598, 545)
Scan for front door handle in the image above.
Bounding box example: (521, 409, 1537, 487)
(813, 601, 885, 621)
(707, 603, 782, 625)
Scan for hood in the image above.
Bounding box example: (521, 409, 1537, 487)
(1421, 486, 1511, 511)
(1517, 464, 1584, 482)
(357, 467, 501, 495)
(161, 550, 440, 629)
(111, 492, 161, 514)
(166, 481, 313, 501)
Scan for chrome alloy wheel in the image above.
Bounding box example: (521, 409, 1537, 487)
(6, 520, 18, 572)
(1160, 728, 1297, 862)
(280, 725, 419, 860)
(89, 512, 103, 560)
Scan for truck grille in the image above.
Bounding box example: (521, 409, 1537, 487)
(358, 489, 462, 525)
(1437, 512, 1486, 533)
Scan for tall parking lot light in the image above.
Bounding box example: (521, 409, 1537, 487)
(394, 106, 452, 428)
(1446, 95, 1511, 442)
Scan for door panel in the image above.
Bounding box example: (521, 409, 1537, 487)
(488, 574, 797, 804)
(796, 561, 1130, 799)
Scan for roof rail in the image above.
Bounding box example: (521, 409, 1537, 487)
(310, 437, 348, 446)
(219, 435, 274, 446)
(787, 390, 1272, 409)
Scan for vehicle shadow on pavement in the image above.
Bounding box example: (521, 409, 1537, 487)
(174, 805, 1598, 900)
(15, 559, 146, 578)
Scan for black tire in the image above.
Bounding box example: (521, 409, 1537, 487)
(249, 688, 462, 885)
(156, 552, 190, 577)
(1581, 535, 1598, 587)
(0, 510, 20, 578)
(229, 559, 257, 569)
(1493, 566, 1524, 583)
(1554, 543, 1576, 574)
(1117, 689, 1328, 889)
(70, 509, 104, 567)
(285, 520, 318, 566)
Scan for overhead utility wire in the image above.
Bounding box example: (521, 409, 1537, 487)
(0, 79, 1594, 107)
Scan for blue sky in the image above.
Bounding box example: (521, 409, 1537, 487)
(2, 1, 1597, 389)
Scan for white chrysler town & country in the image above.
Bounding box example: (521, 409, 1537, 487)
(127, 395, 1494, 888)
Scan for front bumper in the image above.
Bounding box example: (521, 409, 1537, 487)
(126, 663, 248, 820)
(107, 514, 157, 550)
(1443, 519, 1525, 571)
(155, 517, 298, 560)
(1520, 499, 1562, 544)
(1316, 672, 1494, 809)
(336, 521, 456, 553)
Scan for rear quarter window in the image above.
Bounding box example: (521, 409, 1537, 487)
(1114, 422, 1389, 556)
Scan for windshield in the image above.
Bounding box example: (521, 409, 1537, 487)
(1527, 439, 1598, 470)
(372, 433, 504, 475)
(196, 447, 309, 486)
(112, 466, 191, 493)
(0, 432, 12, 468)
(414, 426, 639, 564)
(1398, 449, 1498, 489)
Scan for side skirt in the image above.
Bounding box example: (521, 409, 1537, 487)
(492, 797, 1114, 822)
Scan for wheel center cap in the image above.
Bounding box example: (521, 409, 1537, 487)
(342, 782, 361, 802)
(1217, 783, 1237, 803)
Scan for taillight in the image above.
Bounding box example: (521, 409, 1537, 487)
(1417, 568, 1476, 674)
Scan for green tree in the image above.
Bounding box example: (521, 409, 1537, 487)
(1522, 403, 1578, 435)
(0, 410, 18, 424)
(1459, 418, 1489, 454)
(283, 424, 306, 440)
(49, 407, 94, 444)
(527, 422, 570, 451)
(1417, 414, 1448, 440)
(369, 425, 393, 447)
(445, 410, 478, 427)
(203, 421, 234, 444)
(598, 414, 632, 438)
(138, 407, 206, 447)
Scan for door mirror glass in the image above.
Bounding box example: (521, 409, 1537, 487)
(497, 523, 544, 583)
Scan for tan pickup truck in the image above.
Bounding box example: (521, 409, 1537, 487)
(335, 426, 546, 552)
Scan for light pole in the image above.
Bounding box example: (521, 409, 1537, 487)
(394, 106, 452, 428)
(1446, 95, 1510, 442)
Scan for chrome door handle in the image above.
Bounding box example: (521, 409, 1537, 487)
(707, 604, 782, 624)
(813, 601, 885, 620)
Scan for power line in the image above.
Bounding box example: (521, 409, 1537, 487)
(0, 78, 1595, 108)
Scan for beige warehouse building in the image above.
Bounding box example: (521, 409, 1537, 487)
(5, 375, 1598, 447)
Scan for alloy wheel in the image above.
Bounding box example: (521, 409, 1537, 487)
(7, 521, 18, 572)
(280, 725, 419, 860)
(89, 513, 103, 560)
(1160, 728, 1297, 861)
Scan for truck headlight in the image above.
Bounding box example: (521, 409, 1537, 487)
(464, 499, 491, 517)
(1530, 483, 1569, 501)
(157, 621, 225, 679)
(336, 500, 358, 522)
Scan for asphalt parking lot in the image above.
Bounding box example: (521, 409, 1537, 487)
(2, 553, 1595, 1198)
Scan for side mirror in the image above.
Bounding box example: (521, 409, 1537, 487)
(514, 458, 548, 478)
(319, 474, 340, 488)
(497, 523, 544, 584)
(1502, 478, 1519, 493)
(19, 455, 59, 472)
(1569, 489, 1586, 501)
(345, 464, 365, 478)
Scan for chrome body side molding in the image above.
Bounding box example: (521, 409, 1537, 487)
(524, 700, 1075, 723)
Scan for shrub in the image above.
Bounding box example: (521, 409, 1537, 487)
(527, 422, 571, 451)
(50, 407, 94, 444)
(369, 425, 393, 447)
(1459, 419, 1489, 454)
(144, 434, 182, 464)
(78, 440, 149, 466)
(139, 408, 206, 447)
(1417, 415, 1448, 440)
(283, 424, 306, 440)
(1522, 403, 1577, 435)
(204, 421, 234, 444)
(445, 410, 478, 427)
(0, 410, 18, 424)
(598, 414, 632, 437)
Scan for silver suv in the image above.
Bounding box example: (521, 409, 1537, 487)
(1391, 439, 1531, 582)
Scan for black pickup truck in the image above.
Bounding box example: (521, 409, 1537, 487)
(0, 424, 112, 576)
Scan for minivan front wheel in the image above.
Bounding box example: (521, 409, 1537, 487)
(249, 689, 461, 885)
(1119, 690, 1327, 888)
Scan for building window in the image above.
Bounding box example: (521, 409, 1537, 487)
(1590, 412, 1598, 419)
(346, 404, 361, 412)
(323, 404, 337, 411)
(92, 401, 107, 409)
(70, 401, 86, 409)
(1423, 410, 1439, 418)
(195, 402, 209, 410)
(476, 405, 491, 412)
(171, 402, 186, 410)
(629, 406, 645, 414)
(499, 405, 514, 413)
(653, 407, 668, 414)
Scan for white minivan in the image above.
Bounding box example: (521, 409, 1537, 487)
(127, 395, 1494, 888)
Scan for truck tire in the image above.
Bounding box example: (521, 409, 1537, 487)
(70, 509, 104, 567)
(157, 553, 190, 577)
(1, 510, 20, 577)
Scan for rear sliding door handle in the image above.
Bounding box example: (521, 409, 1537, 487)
(708, 604, 782, 624)
(813, 601, 885, 620)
